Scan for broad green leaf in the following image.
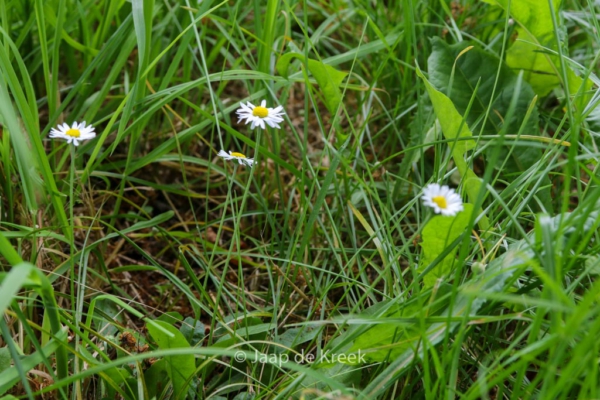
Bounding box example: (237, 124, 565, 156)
(413, 70, 489, 229)
(103, 367, 134, 400)
(416, 68, 476, 154)
(298, 363, 363, 393)
(146, 320, 196, 399)
(485, 0, 563, 95)
(180, 317, 206, 347)
(505, 35, 559, 98)
(305, 58, 347, 115)
(428, 38, 539, 153)
(348, 285, 453, 362)
(567, 69, 594, 112)
(418, 203, 474, 287)
(427, 39, 552, 210)
(584, 255, 600, 275)
(352, 201, 600, 375)
(485, 0, 593, 106)
(485, 0, 561, 39)
(91, 298, 123, 340)
(498, 0, 562, 97)
(156, 311, 184, 325)
(276, 53, 347, 115)
(144, 359, 169, 400)
(277, 327, 319, 350)
(344, 200, 600, 367)
(214, 320, 270, 348)
(346, 239, 529, 367)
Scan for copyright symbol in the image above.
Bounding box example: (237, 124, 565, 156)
(234, 351, 246, 362)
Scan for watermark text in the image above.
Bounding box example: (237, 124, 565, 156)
(233, 349, 365, 367)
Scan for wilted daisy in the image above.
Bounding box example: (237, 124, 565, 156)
(217, 150, 255, 167)
(236, 100, 285, 129)
(49, 121, 96, 146)
(421, 183, 463, 216)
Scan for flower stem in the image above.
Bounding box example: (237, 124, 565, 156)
(69, 145, 76, 315)
(68, 145, 80, 395)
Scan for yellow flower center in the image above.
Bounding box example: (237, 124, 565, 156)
(65, 128, 81, 138)
(432, 196, 448, 209)
(252, 106, 269, 118)
(230, 152, 246, 159)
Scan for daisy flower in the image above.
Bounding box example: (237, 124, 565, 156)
(236, 100, 285, 129)
(421, 183, 463, 216)
(49, 121, 96, 146)
(217, 150, 255, 167)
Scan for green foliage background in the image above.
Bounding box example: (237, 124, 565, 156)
(0, 0, 599, 399)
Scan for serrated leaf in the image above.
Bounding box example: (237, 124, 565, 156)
(418, 203, 474, 287)
(147, 320, 196, 400)
(276, 53, 347, 115)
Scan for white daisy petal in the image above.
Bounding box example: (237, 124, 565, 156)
(236, 99, 286, 130)
(218, 150, 254, 168)
(217, 150, 232, 160)
(48, 121, 96, 146)
(238, 103, 251, 113)
(421, 183, 463, 217)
